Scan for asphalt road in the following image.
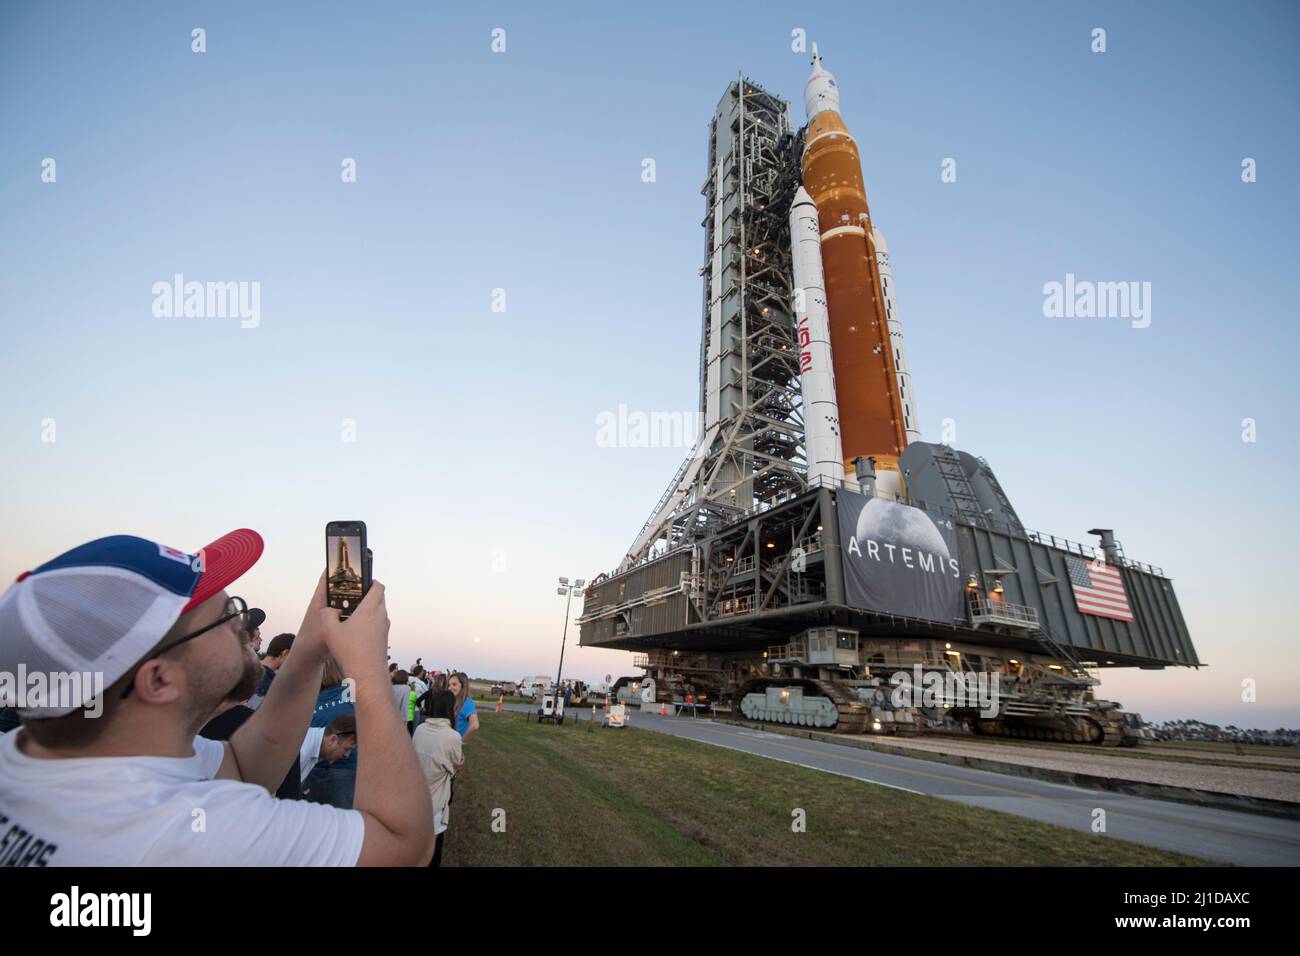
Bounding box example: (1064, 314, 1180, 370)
(499, 702, 1300, 866)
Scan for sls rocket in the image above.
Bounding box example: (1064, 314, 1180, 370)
(792, 44, 919, 496)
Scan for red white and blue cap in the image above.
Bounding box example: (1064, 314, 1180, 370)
(0, 530, 263, 717)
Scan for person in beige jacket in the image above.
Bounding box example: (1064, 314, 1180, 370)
(412, 689, 463, 867)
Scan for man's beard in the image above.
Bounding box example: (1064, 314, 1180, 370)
(225, 645, 264, 703)
(186, 643, 264, 735)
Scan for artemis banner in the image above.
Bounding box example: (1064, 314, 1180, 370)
(837, 489, 964, 622)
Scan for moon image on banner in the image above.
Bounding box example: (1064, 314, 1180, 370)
(838, 491, 963, 622)
(855, 497, 952, 560)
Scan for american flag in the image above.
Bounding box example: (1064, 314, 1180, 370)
(1066, 556, 1133, 622)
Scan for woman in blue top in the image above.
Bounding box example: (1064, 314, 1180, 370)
(447, 672, 479, 741)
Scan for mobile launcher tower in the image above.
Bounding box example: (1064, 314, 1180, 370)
(578, 48, 1198, 746)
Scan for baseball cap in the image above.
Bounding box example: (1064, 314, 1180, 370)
(0, 529, 264, 717)
(245, 608, 267, 632)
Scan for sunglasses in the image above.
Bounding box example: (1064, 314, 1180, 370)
(119, 596, 255, 700)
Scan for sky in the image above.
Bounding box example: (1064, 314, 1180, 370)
(1, 1, 1297, 728)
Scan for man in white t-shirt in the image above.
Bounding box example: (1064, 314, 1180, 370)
(0, 530, 434, 866)
(299, 715, 356, 783)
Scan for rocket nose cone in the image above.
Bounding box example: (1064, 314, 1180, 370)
(810, 41, 825, 75)
(803, 45, 840, 120)
(793, 186, 813, 205)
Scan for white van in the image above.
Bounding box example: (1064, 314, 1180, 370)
(518, 678, 553, 700)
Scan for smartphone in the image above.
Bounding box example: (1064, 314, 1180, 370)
(326, 521, 371, 619)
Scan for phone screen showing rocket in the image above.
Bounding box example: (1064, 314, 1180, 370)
(326, 521, 369, 618)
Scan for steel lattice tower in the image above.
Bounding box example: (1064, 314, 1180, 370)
(623, 77, 808, 570)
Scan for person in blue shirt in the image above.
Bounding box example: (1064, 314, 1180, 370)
(302, 655, 357, 808)
(447, 672, 479, 740)
(247, 632, 294, 711)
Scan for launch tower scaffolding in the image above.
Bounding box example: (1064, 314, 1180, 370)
(624, 77, 808, 571)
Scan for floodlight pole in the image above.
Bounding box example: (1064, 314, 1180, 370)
(555, 586, 573, 699)
(554, 578, 584, 712)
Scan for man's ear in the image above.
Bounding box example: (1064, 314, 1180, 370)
(133, 658, 185, 707)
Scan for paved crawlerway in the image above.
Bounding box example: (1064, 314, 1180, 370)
(496, 703, 1300, 866)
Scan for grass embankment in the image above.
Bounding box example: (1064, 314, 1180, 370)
(1157, 740, 1300, 760)
(836, 727, 1300, 775)
(442, 711, 1207, 866)
(471, 695, 533, 707)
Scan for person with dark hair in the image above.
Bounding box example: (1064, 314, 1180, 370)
(413, 670, 447, 717)
(412, 690, 463, 867)
(407, 664, 429, 735)
(302, 655, 357, 808)
(242, 608, 266, 656)
(248, 632, 295, 711)
(300, 714, 357, 782)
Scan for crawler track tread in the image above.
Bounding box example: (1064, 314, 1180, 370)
(737, 678, 870, 734)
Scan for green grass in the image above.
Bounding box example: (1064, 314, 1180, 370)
(442, 711, 1209, 866)
(1156, 740, 1300, 760)
(821, 726, 1300, 775)
(471, 695, 533, 706)
(472, 695, 606, 707)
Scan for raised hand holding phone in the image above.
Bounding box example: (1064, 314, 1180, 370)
(319, 580, 390, 681)
(325, 520, 371, 619)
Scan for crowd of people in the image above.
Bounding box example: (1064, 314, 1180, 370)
(0, 528, 483, 867)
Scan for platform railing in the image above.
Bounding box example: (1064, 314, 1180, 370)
(969, 598, 1040, 630)
(716, 594, 756, 618)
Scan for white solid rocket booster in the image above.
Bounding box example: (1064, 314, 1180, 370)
(872, 226, 921, 443)
(790, 186, 845, 487)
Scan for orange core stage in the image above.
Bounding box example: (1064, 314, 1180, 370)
(802, 109, 908, 477)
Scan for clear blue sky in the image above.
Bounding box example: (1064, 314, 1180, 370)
(2, 1, 1297, 727)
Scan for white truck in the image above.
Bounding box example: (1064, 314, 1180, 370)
(517, 677, 553, 700)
